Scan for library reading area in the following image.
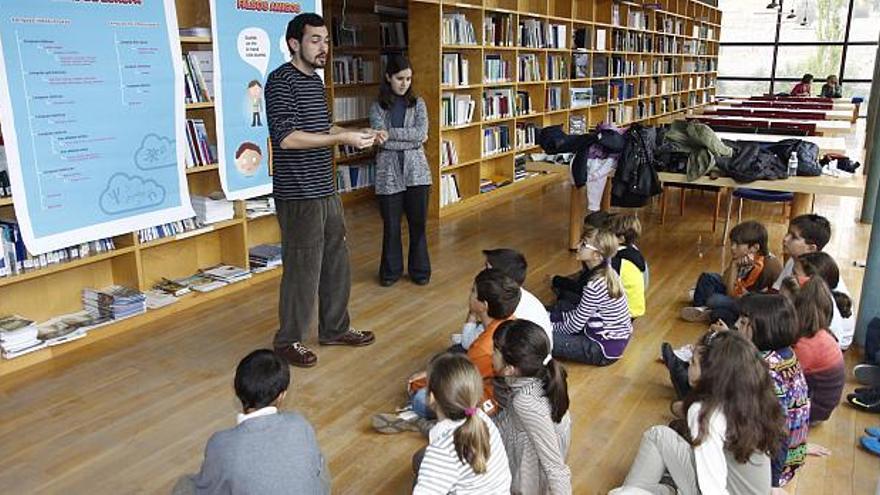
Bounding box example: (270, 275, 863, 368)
(0, 0, 879, 493)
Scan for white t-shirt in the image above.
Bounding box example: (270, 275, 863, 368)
(774, 257, 854, 349)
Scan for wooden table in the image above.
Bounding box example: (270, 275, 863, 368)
(692, 114, 853, 136)
(716, 98, 855, 111)
(554, 132, 855, 249)
(704, 105, 853, 121)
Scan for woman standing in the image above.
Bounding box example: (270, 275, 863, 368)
(369, 55, 432, 286)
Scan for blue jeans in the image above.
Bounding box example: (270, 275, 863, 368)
(693, 272, 739, 326)
(410, 387, 435, 419)
(552, 333, 616, 366)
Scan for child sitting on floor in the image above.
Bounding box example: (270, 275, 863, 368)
(174, 349, 329, 495)
(412, 353, 512, 494)
(772, 214, 854, 349)
(372, 269, 520, 433)
(607, 213, 648, 318)
(551, 211, 614, 307)
(681, 220, 781, 325)
(613, 331, 783, 495)
(493, 319, 572, 494)
(459, 249, 553, 351)
(550, 226, 633, 366)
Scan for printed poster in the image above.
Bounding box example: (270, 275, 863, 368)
(210, 0, 320, 200)
(0, 0, 194, 255)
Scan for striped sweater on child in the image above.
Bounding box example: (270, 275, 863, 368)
(551, 276, 633, 359)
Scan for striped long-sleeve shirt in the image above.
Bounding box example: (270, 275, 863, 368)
(495, 377, 572, 495)
(551, 276, 633, 359)
(414, 410, 511, 494)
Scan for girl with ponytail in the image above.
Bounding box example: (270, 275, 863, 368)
(493, 319, 572, 495)
(549, 226, 633, 366)
(413, 353, 511, 494)
(783, 274, 845, 424)
(794, 251, 854, 348)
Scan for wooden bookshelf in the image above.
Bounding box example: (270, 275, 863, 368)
(413, 0, 721, 216)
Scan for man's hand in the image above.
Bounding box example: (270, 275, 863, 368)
(341, 131, 375, 150)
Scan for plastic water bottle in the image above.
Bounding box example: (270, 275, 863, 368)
(788, 152, 798, 177)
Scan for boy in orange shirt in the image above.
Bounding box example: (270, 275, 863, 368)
(372, 268, 520, 433)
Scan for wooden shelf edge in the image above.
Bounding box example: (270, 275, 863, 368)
(137, 218, 243, 249)
(180, 36, 212, 44)
(185, 102, 214, 110)
(185, 163, 219, 174)
(0, 197, 12, 207)
(0, 246, 136, 288)
(439, 172, 565, 218)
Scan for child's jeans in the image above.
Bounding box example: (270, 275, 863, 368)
(410, 387, 436, 419)
(693, 272, 740, 327)
(552, 333, 616, 366)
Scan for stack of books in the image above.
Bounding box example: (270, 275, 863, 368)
(0, 315, 44, 359)
(82, 285, 147, 320)
(201, 264, 252, 285)
(183, 50, 214, 103)
(36, 311, 111, 347)
(249, 244, 283, 272)
(191, 194, 234, 224)
(440, 174, 461, 207)
(154, 278, 192, 297)
(143, 290, 180, 310)
(245, 197, 275, 219)
(173, 273, 227, 293)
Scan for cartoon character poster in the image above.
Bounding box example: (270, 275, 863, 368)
(211, 0, 320, 200)
(0, 0, 193, 254)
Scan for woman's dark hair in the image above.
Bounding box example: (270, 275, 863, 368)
(729, 220, 769, 256)
(427, 353, 491, 473)
(493, 320, 569, 423)
(797, 252, 852, 318)
(234, 349, 290, 410)
(738, 294, 798, 351)
(286, 13, 325, 45)
(801, 73, 814, 83)
(474, 268, 521, 319)
(683, 331, 787, 463)
(378, 54, 417, 109)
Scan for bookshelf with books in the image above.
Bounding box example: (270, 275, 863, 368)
(0, 0, 408, 376)
(410, 0, 720, 216)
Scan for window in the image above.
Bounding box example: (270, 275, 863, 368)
(849, 0, 880, 41)
(844, 45, 877, 80)
(717, 80, 771, 97)
(718, 46, 774, 78)
(779, 0, 848, 43)
(718, 0, 779, 43)
(776, 45, 842, 80)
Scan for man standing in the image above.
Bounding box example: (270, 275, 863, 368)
(265, 13, 376, 367)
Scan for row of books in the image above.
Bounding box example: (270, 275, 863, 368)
(440, 174, 461, 207)
(184, 118, 216, 168)
(379, 21, 408, 47)
(519, 21, 566, 49)
(515, 122, 538, 149)
(547, 86, 564, 111)
(612, 5, 652, 30)
(484, 55, 512, 83)
(332, 56, 376, 85)
(483, 89, 513, 121)
(514, 154, 539, 182)
(0, 218, 116, 278)
(547, 55, 568, 81)
(138, 217, 201, 244)
(518, 54, 541, 82)
(515, 91, 533, 115)
(612, 31, 654, 53)
(441, 93, 476, 127)
(442, 53, 470, 87)
(183, 50, 214, 103)
(441, 140, 459, 169)
(336, 162, 375, 192)
(610, 80, 637, 101)
(443, 13, 477, 45)
(333, 95, 371, 123)
(483, 125, 511, 157)
(484, 13, 514, 47)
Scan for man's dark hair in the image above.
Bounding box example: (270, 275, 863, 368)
(474, 268, 521, 319)
(729, 220, 769, 256)
(234, 349, 290, 410)
(790, 214, 831, 250)
(248, 80, 262, 89)
(286, 13, 325, 46)
(483, 248, 527, 286)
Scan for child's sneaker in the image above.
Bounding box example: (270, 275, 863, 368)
(860, 435, 880, 456)
(680, 306, 711, 323)
(372, 411, 429, 434)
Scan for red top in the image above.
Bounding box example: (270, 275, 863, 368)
(790, 82, 812, 97)
(793, 329, 843, 373)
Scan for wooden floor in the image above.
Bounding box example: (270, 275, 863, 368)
(1, 182, 877, 494)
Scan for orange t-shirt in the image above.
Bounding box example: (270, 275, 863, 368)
(467, 318, 508, 409)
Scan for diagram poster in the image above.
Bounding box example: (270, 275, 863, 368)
(211, 0, 320, 200)
(0, 0, 194, 255)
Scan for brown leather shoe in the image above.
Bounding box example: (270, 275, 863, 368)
(274, 343, 317, 368)
(320, 328, 375, 347)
